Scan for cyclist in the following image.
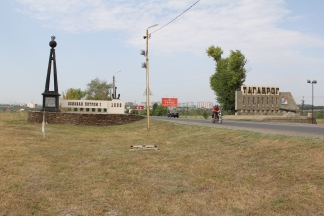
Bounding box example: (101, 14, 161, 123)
(212, 104, 220, 119)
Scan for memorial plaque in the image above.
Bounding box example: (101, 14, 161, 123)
(45, 97, 56, 107)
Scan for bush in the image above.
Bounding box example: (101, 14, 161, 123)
(315, 110, 324, 119)
(202, 110, 209, 119)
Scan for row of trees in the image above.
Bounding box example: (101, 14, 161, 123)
(63, 45, 248, 115)
(126, 103, 169, 116)
(62, 78, 112, 100)
(129, 104, 215, 117)
(297, 104, 324, 110)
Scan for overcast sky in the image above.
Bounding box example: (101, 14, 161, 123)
(1, 0, 323, 106)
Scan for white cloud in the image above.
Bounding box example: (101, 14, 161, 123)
(13, 0, 324, 105)
(15, 0, 324, 55)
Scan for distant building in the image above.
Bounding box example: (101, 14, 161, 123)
(196, 102, 213, 109)
(178, 102, 195, 108)
(125, 102, 134, 107)
(27, 103, 38, 108)
(140, 102, 146, 108)
(139, 101, 161, 108)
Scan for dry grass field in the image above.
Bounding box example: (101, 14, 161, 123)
(1, 112, 324, 215)
(318, 119, 324, 125)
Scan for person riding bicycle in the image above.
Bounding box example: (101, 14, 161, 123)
(212, 104, 220, 119)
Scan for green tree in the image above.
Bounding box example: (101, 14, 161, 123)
(207, 46, 247, 114)
(62, 88, 85, 100)
(151, 103, 159, 115)
(132, 109, 139, 115)
(155, 105, 168, 116)
(85, 78, 112, 100)
(151, 103, 168, 116)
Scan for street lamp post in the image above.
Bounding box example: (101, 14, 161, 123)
(142, 24, 158, 130)
(307, 79, 317, 124)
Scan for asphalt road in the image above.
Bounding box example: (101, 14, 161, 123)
(151, 116, 324, 138)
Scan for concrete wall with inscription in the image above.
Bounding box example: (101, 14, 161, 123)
(60, 99, 125, 114)
(235, 85, 298, 115)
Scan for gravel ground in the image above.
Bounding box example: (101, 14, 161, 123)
(157, 118, 324, 140)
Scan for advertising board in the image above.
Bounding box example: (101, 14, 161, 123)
(161, 98, 178, 107)
(135, 105, 145, 110)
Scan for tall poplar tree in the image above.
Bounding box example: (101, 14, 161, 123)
(206, 46, 247, 113)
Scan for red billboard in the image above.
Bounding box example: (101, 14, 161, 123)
(161, 98, 178, 107)
(135, 106, 145, 110)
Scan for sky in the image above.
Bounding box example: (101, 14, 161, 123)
(1, 0, 324, 106)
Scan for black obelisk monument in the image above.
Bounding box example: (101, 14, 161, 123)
(41, 36, 61, 112)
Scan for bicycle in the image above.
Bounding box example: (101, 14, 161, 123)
(212, 111, 222, 124)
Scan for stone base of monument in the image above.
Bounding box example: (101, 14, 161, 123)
(130, 145, 159, 151)
(27, 111, 145, 126)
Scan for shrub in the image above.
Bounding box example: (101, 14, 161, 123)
(202, 110, 209, 119)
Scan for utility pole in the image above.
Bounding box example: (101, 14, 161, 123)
(141, 24, 158, 130)
(307, 79, 317, 124)
(301, 96, 304, 115)
(145, 28, 150, 129)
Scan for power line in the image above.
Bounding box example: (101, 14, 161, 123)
(296, 96, 324, 98)
(151, 0, 200, 34)
(117, 76, 208, 84)
(152, 77, 207, 84)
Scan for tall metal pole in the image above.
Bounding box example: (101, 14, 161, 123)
(307, 79, 317, 124)
(146, 28, 150, 130)
(112, 75, 115, 99)
(312, 82, 314, 124)
(112, 70, 121, 99)
(143, 24, 157, 130)
(301, 96, 304, 115)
